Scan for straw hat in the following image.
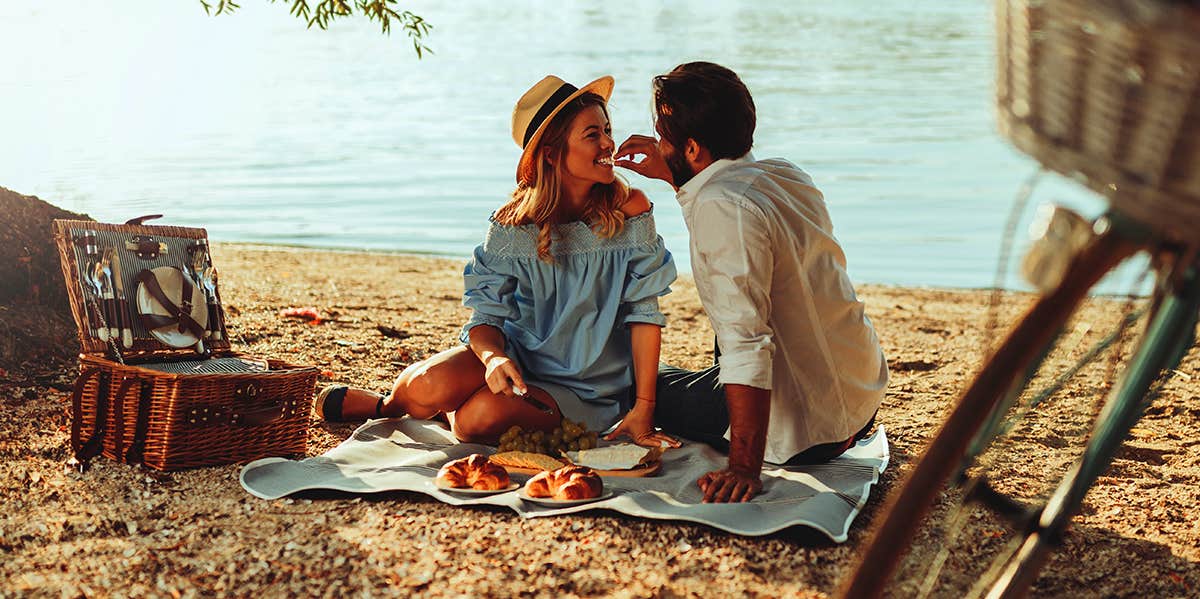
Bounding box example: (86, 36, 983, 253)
(512, 75, 615, 185)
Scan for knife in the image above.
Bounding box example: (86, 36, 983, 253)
(109, 247, 133, 349)
(515, 388, 555, 415)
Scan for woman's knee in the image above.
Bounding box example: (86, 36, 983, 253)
(452, 388, 560, 444)
(450, 395, 505, 443)
(391, 362, 443, 408)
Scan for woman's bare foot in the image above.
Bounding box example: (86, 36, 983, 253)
(315, 385, 396, 422)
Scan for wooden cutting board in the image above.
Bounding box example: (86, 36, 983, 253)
(501, 459, 662, 478)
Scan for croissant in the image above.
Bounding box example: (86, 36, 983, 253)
(437, 454, 511, 490)
(525, 465, 603, 500)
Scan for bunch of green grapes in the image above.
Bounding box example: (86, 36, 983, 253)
(497, 418, 599, 456)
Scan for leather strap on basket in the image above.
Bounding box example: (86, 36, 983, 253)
(136, 269, 206, 339)
(124, 382, 154, 466)
(183, 401, 293, 428)
(70, 368, 108, 464)
(109, 377, 140, 463)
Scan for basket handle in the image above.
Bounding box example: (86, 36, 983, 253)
(109, 377, 142, 463)
(70, 367, 108, 466)
(232, 403, 285, 427)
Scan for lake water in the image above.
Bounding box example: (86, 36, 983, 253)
(1, 1, 1145, 292)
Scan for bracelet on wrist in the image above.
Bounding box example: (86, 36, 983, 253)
(635, 396, 656, 405)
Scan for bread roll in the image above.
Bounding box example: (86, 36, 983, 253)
(525, 465, 602, 500)
(436, 454, 511, 490)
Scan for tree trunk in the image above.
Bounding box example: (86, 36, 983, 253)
(0, 186, 93, 383)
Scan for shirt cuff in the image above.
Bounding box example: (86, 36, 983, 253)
(715, 348, 773, 390)
(459, 312, 506, 344)
(622, 297, 666, 327)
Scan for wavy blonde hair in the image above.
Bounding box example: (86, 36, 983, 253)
(495, 92, 629, 262)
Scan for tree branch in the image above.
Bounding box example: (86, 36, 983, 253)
(200, 0, 432, 57)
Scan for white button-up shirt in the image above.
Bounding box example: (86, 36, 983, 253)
(676, 153, 888, 464)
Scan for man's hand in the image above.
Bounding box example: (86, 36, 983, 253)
(482, 355, 526, 397)
(615, 135, 673, 184)
(604, 401, 681, 448)
(699, 383, 770, 503)
(697, 468, 763, 503)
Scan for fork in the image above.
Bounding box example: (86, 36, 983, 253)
(206, 265, 225, 341)
(91, 259, 114, 342)
(85, 256, 109, 342)
(97, 253, 119, 342)
(195, 247, 224, 342)
(184, 245, 210, 351)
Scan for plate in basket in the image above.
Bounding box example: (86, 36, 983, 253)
(136, 266, 208, 348)
(517, 488, 614, 507)
(431, 480, 519, 496)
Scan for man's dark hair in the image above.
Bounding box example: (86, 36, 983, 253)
(652, 62, 756, 160)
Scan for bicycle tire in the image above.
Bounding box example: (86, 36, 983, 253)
(838, 230, 1139, 599)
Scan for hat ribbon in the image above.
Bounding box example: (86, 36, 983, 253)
(523, 82, 578, 147)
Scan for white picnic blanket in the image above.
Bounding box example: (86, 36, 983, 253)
(239, 418, 889, 541)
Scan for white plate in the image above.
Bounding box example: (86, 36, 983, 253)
(136, 266, 208, 349)
(432, 480, 519, 496)
(518, 489, 614, 506)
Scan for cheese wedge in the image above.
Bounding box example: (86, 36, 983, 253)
(566, 444, 663, 470)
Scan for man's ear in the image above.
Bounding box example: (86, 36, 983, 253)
(684, 139, 702, 162)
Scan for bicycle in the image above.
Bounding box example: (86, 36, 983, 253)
(838, 0, 1200, 597)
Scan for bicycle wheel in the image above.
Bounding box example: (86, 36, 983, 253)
(974, 255, 1200, 598)
(838, 227, 1140, 599)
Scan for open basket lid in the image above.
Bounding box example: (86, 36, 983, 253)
(52, 218, 232, 359)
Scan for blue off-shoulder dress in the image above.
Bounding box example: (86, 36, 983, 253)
(460, 209, 677, 433)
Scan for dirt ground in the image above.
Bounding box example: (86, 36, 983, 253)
(2, 243, 1198, 597)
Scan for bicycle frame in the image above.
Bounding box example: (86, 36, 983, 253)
(979, 255, 1200, 598)
(839, 212, 1176, 598)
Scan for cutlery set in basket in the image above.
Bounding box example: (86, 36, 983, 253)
(54, 216, 318, 471)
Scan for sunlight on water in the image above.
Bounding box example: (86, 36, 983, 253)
(2, 1, 1144, 293)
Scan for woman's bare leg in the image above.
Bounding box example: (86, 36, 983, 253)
(447, 385, 562, 445)
(335, 345, 485, 420)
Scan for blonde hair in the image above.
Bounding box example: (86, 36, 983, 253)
(495, 93, 629, 262)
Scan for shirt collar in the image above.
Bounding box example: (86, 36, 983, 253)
(675, 152, 756, 209)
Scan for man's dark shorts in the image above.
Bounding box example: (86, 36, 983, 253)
(652, 361, 875, 466)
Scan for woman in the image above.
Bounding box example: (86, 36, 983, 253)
(318, 75, 679, 449)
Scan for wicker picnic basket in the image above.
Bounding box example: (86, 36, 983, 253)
(996, 0, 1200, 242)
(54, 218, 318, 471)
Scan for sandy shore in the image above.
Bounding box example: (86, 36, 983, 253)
(2, 243, 1198, 597)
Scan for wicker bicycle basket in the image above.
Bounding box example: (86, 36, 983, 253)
(54, 219, 318, 471)
(996, 0, 1200, 242)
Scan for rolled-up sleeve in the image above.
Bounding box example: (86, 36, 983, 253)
(460, 245, 519, 343)
(692, 197, 775, 389)
(620, 234, 676, 327)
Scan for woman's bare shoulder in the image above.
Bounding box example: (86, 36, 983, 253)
(619, 189, 652, 218)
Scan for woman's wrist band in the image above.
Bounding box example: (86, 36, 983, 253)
(635, 396, 656, 404)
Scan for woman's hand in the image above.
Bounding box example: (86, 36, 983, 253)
(697, 468, 762, 503)
(604, 401, 681, 448)
(482, 354, 527, 397)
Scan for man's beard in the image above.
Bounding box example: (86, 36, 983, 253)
(665, 150, 695, 188)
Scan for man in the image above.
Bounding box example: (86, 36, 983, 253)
(614, 62, 887, 504)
